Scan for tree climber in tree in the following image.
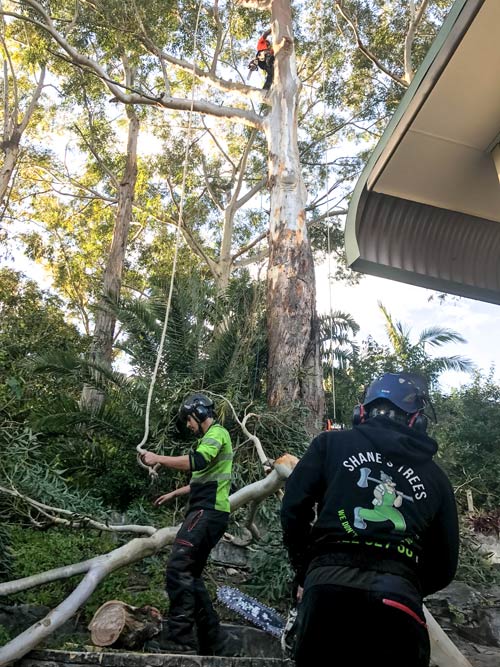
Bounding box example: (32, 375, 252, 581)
(281, 372, 459, 667)
(141, 393, 235, 656)
(248, 28, 275, 90)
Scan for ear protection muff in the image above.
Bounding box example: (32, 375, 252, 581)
(407, 411, 428, 433)
(352, 404, 366, 426)
(353, 404, 428, 432)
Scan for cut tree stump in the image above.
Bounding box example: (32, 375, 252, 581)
(88, 600, 162, 649)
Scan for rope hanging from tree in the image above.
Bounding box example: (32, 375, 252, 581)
(136, 0, 204, 474)
(320, 0, 342, 432)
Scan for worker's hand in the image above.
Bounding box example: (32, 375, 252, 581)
(141, 451, 161, 466)
(154, 491, 177, 506)
(248, 60, 258, 71)
(296, 586, 303, 602)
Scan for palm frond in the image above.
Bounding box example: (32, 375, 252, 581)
(417, 327, 467, 347)
(431, 355, 475, 374)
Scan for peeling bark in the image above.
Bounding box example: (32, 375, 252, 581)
(264, 0, 324, 433)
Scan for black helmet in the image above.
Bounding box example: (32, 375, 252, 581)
(179, 393, 214, 423)
(363, 372, 427, 413)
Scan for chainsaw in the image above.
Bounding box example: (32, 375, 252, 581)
(216, 585, 298, 656)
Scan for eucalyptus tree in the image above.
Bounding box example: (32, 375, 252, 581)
(328, 0, 454, 111)
(0, 0, 326, 428)
(79, 68, 141, 413)
(0, 0, 459, 428)
(0, 9, 46, 212)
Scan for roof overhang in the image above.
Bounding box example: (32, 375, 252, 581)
(345, 0, 500, 304)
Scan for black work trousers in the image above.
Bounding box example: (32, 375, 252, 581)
(294, 583, 430, 667)
(258, 52, 274, 90)
(165, 507, 228, 650)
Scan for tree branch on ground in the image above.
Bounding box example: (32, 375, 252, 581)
(0, 454, 298, 666)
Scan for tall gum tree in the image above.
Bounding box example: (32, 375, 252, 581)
(80, 61, 140, 413)
(0, 0, 325, 428)
(0, 18, 46, 212)
(263, 0, 324, 426)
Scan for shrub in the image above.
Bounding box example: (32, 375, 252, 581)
(7, 526, 168, 621)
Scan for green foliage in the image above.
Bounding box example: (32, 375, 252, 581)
(6, 526, 167, 619)
(0, 0, 494, 632)
(0, 625, 12, 648)
(0, 269, 87, 423)
(0, 424, 107, 521)
(377, 301, 474, 385)
(244, 499, 294, 611)
(321, 302, 475, 425)
(431, 372, 500, 510)
(0, 525, 12, 584)
(456, 521, 500, 587)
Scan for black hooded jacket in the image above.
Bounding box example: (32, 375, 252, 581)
(281, 416, 459, 597)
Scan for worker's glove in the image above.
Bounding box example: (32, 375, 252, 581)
(248, 59, 258, 72)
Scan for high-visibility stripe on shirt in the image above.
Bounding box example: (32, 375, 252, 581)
(189, 423, 233, 513)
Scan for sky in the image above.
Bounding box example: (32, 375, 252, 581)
(315, 259, 500, 393)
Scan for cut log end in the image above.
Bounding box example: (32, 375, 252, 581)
(89, 601, 127, 646)
(88, 600, 162, 649)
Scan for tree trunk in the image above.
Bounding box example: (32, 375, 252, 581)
(88, 600, 162, 648)
(264, 0, 324, 433)
(80, 105, 139, 412)
(0, 138, 20, 204)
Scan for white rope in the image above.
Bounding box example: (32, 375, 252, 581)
(136, 0, 204, 468)
(327, 217, 336, 422)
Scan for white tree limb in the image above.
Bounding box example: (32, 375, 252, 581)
(0, 457, 298, 666)
(404, 0, 430, 84)
(207, 393, 273, 472)
(2, 3, 263, 129)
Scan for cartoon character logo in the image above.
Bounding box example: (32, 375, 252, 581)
(353, 468, 413, 533)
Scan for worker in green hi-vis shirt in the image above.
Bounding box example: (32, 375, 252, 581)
(141, 393, 234, 656)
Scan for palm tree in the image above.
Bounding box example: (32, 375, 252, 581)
(319, 311, 360, 372)
(377, 301, 475, 385)
(319, 311, 360, 425)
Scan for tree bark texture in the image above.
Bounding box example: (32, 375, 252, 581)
(88, 600, 162, 648)
(0, 139, 20, 204)
(80, 105, 140, 412)
(264, 0, 324, 433)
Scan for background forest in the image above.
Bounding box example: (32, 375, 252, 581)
(1, 0, 500, 655)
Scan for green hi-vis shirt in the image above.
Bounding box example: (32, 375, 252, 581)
(188, 423, 233, 513)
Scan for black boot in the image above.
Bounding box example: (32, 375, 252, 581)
(145, 636, 197, 655)
(199, 627, 241, 657)
(145, 621, 197, 655)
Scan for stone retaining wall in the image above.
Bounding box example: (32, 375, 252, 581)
(19, 650, 293, 667)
